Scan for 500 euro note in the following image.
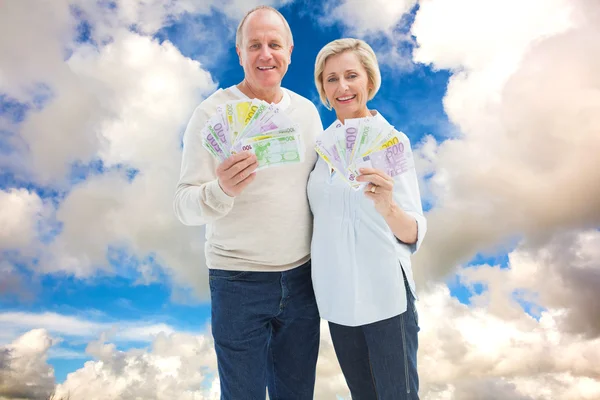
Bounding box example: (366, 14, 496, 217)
(206, 112, 231, 154)
(202, 126, 228, 162)
(348, 141, 415, 182)
(316, 136, 361, 189)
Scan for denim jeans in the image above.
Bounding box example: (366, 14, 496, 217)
(209, 261, 320, 400)
(328, 273, 420, 400)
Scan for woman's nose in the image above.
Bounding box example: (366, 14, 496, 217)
(339, 79, 349, 91)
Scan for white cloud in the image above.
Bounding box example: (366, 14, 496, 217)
(321, 0, 417, 36)
(459, 229, 600, 338)
(1, 0, 220, 296)
(0, 311, 192, 347)
(0, 329, 55, 400)
(54, 331, 219, 400)
(219, 0, 294, 21)
(315, 0, 418, 69)
(413, 228, 600, 399)
(409, 0, 600, 285)
(0, 0, 74, 101)
(417, 286, 600, 398)
(32, 32, 216, 296)
(412, 0, 575, 72)
(49, 321, 347, 400)
(0, 262, 30, 301)
(0, 189, 44, 250)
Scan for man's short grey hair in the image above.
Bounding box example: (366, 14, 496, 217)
(235, 6, 294, 48)
(314, 38, 382, 110)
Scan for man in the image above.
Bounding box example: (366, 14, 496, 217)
(173, 6, 322, 400)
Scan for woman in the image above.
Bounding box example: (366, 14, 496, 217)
(308, 38, 427, 399)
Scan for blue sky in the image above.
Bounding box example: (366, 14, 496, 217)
(2, 0, 599, 398)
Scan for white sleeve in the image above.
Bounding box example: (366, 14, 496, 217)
(392, 137, 427, 253)
(173, 105, 235, 226)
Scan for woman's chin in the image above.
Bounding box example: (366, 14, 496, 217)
(333, 105, 366, 121)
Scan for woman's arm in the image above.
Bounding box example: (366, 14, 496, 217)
(356, 168, 418, 244)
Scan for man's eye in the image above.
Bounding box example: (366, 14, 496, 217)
(270, 43, 281, 49)
(250, 44, 260, 49)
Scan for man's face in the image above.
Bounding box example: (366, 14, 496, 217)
(237, 10, 293, 92)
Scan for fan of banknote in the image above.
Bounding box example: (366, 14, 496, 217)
(201, 99, 304, 170)
(315, 116, 414, 190)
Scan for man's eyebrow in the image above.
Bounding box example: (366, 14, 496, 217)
(246, 35, 285, 43)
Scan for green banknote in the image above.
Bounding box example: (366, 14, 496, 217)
(240, 134, 304, 170)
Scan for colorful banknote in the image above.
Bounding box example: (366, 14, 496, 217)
(201, 99, 303, 171)
(240, 134, 304, 170)
(315, 115, 413, 190)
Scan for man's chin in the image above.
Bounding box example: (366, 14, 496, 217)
(252, 76, 284, 89)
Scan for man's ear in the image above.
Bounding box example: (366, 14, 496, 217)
(236, 46, 243, 66)
(288, 45, 294, 65)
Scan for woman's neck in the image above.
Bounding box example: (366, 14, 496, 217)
(337, 107, 372, 124)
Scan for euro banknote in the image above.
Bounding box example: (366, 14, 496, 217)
(201, 99, 303, 171)
(315, 115, 413, 190)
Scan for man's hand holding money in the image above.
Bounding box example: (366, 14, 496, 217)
(217, 152, 259, 197)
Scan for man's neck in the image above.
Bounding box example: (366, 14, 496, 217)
(237, 80, 283, 104)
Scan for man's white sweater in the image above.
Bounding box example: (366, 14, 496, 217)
(174, 86, 322, 272)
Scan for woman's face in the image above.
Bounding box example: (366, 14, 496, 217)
(322, 50, 372, 122)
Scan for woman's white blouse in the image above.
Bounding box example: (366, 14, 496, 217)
(307, 112, 427, 327)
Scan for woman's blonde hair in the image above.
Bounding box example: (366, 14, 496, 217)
(314, 38, 381, 110)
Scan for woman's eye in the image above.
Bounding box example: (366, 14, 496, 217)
(327, 77, 338, 83)
(348, 74, 358, 79)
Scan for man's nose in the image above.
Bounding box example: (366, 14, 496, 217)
(259, 45, 273, 59)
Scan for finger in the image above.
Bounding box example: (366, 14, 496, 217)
(230, 161, 259, 185)
(358, 174, 393, 190)
(233, 170, 257, 192)
(220, 154, 257, 181)
(363, 187, 377, 199)
(359, 169, 393, 182)
(359, 168, 392, 181)
(217, 151, 253, 174)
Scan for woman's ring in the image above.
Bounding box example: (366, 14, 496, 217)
(370, 186, 376, 193)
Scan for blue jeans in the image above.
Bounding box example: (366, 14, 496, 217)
(209, 261, 320, 400)
(328, 274, 420, 400)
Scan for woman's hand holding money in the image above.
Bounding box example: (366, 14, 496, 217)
(358, 167, 418, 244)
(217, 152, 259, 197)
(357, 167, 395, 217)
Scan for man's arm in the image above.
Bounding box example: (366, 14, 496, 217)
(173, 106, 236, 226)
